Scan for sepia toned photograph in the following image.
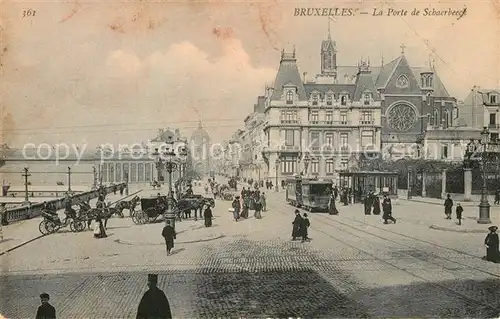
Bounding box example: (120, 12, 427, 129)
(0, 0, 499, 318)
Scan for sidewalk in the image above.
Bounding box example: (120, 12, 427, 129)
(0, 191, 142, 256)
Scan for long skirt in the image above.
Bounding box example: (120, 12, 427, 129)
(255, 210, 262, 219)
(329, 202, 339, 215)
(292, 225, 300, 238)
(205, 217, 212, 227)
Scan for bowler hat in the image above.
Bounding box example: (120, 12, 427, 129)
(148, 274, 158, 282)
(488, 226, 498, 232)
(40, 293, 50, 299)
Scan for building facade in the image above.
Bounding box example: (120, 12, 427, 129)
(261, 31, 458, 186)
(190, 122, 212, 175)
(0, 128, 190, 188)
(238, 111, 267, 181)
(457, 87, 500, 142)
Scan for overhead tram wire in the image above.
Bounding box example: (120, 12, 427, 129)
(1, 118, 242, 133)
(0, 122, 246, 136)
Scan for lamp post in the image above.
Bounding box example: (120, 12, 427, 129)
(407, 168, 412, 200)
(22, 167, 31, 204)
(478, 126, 491, 224)
(275, 156, 280, 192)
(92, 166, 97, 189)
(303, 152, 310, 176)
(178, 147, 188, 194)
(67, 167, 72, 193)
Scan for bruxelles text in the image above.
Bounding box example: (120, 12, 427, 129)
(21, 139, 476, 166)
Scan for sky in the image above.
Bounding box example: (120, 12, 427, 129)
(0, 0, 498, 148)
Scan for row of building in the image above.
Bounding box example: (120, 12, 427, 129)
(0, 124, 214, 188)
(224, 30, 500, 186)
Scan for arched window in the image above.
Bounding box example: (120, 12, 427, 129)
(286, 91, 293, 104)
(341, 95, 347, 106)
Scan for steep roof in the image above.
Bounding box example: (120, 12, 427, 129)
(432, 72, 450, 97)
(353, 69, 377, 100)
(375, 56, 402, 88)
(271, 53, 307, 101)
(303, 83, 356, 98)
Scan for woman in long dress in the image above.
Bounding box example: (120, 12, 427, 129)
(484, 226, 500, 263)
(328, 194, 339, 215)
(203, 205, 213, 227)
(232, 197, 240, 222)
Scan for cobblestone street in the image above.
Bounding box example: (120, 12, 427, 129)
(1, 189, 500, 318)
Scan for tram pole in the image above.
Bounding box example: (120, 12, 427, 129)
(22, 167, 31, 204)
(67, 167, 72, 193)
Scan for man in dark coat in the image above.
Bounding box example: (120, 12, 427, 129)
(203, 205, 213, 227)
(136, 274, 172, 319)
(372, 195, 381, 215)
(363, 192, 373, 215)
(483, 226, 500, 263)
(162, 220, 176, 255)
(36, 292, 56, 319)
(456, 203, 463, 225)
(300, 213, 310, 242)
(444, 194, 453, 220)
(382, 194, 396, 224)
(292, 210, 302, 240)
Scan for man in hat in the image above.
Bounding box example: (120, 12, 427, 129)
(35, 292, 56, 319)
(484, 226, 500, 263)
(136, 274, 172, 319)
(161, 220, 176, 255)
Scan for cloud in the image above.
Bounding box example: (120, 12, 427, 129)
(4, 38, 275, 147)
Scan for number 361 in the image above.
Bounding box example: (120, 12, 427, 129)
(22, 9, 36, 17)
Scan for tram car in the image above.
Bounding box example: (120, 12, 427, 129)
(286, 176, 332, 212)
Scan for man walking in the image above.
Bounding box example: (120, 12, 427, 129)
(444, 194, 453, 220)
(162, 220, 176, 255)
(35, 292, 56, 319)
(456, 203, 463, 225)
(382, 194, 396, 224)
(136, 274, 172, 319)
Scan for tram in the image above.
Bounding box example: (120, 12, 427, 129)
(286, 175, 332, 212)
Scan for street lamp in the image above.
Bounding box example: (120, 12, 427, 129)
(478, 126, 491, 224)
(303, 152, 310, 176)
(275, 156, 280, 192)
(407, 168, 412, 200)
(178, 147, 188, 193)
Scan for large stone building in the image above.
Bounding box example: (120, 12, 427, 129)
(0, 128, 190, 188)
(260, 31, 458, 185)
(190, 122, 211, 175)
(457, 87, 500, 141)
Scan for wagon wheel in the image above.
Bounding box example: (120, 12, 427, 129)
(39, 220, 50, 235)
(144, 208, 157, 224)
(73, 220, 86, 232)
(131, 210, 143, 225)
(139, 211, 149, 224)
(70, 220, 76, 232)
(45, 220, 58, 234)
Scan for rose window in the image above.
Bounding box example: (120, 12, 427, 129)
(387, 103, 418, 132)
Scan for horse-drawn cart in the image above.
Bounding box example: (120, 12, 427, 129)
(132, 196, 167, 225)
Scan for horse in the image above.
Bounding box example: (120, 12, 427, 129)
(115, 195, 140, 217)
(177, 196, 215, 220)
(85, 203, 122, 229)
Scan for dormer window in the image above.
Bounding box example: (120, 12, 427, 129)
(491, 94, 497, 104)
(286, 91, 293, 105)
(312, 94, 319, 106)
(363, 93, 371, 106)
(341, 95, 348, 106)
(396, 74, 409, 88)
(326, 94, 333, 106)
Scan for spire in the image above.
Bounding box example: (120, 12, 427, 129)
(198, 121, 203, 129)
(327, 17, 331, 39)
(381, 53, 384, 66)
(400, 43, 406, 55)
